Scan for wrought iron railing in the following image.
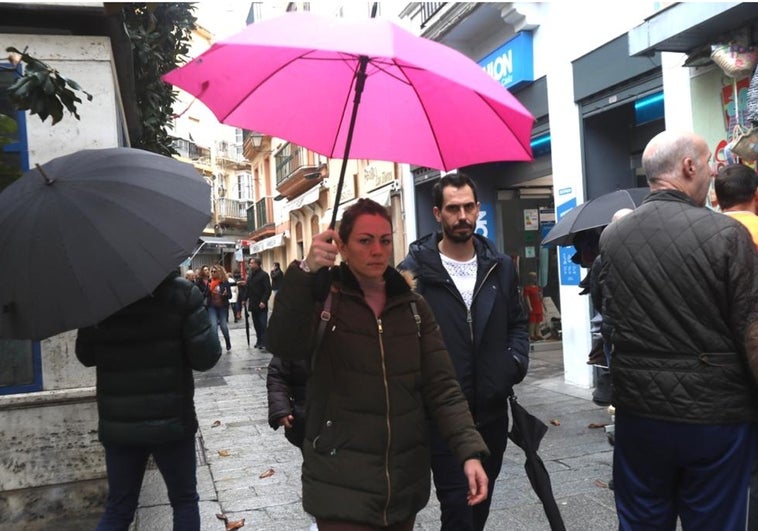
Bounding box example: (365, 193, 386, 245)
(215, 198, 253, 221)
(275, 142, 310, 186)
(247, 196, 274, 232)
(420, 2, 446, 28)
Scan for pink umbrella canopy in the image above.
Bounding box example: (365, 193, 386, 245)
(163, 10, 534, 172)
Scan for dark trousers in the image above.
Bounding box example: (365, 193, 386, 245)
(614, 412, 754, 531)
(252, 305, 268, 347)
(96, 437, 199, 531)
(430, 416, 508, 531)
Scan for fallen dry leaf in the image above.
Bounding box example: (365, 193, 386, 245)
(259, 467, 275, 479)
(211, 420, 221, 428)
(587, 422, 607, 429)
(218, 449, 231, 457)
(550, 419, 560, 426)
(226, 519, 245, 530)
(595, 478, 609, 489)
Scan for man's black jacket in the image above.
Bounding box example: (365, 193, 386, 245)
(400, 232, 530, 426)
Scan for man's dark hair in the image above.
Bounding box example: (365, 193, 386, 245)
(432, 172, 479, 209)
(338, 198, 392, 243)
(250, 256, 262, 266)
(715, 163, 758, 210)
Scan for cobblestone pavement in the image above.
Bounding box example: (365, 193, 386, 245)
(131, 321, 618, 531)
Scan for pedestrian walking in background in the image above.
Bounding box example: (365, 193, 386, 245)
(75, 270, 222, 531)
(208, 265, 232, 351)
(523, 271, 544, 341)
(270, 261, 283, 305)
(244, 257, 271, 349)
(599, 130, 758, 530)
(184, 269, 196, 283)
(195, 265, 210, 302)
(399, 172, 529, 531)
(267, 198, 489, 531)
(714, 162, 758, 247)
(227, 272, 239, 323)
(232, 270, 243, 322)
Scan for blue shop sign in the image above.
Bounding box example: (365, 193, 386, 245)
(478, 32, 534, 90)
(475, 200, 496, 244)
(556, 198, 581, 286)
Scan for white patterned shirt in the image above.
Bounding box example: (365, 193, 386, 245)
(440, 253, 477, 309)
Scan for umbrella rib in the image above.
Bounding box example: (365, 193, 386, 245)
(218, 50, 363, 129)
(393, 59, 449, 170)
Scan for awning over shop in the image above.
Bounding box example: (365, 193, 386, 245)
(628, 2, 756, 56)
(249, 232, 286, 254)
(197, 236, 237, 252)
(321, 183, 395, 225)
(284, 185, 321, 214)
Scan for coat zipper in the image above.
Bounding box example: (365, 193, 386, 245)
(448, 262, 498, 424)
(377, 318, 392, 527)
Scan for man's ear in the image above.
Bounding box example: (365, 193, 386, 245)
(433, 206, 442, 223)
(683, 156, 696, 178)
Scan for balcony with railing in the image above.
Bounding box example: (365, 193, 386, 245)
(247, 196, 275, 240)
(274, 142, 323, 201)
(420, 2, 446, 28)
(215, 197, 254, 229)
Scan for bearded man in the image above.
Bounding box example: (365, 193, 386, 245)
(399, 172, 529, 531)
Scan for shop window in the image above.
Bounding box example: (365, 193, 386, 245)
(1, 63, 42, 394)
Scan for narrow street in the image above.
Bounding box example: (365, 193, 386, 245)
(127, 321, 617, 531)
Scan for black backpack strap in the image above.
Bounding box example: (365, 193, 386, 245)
(311, 290, 334, 372)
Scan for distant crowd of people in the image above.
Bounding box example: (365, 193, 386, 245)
(74, 130, 758, 531)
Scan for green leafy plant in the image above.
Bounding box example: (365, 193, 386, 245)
(4, 47, 93, 125)
(122, 3, 196, 156)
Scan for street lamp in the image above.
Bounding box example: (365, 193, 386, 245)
(250, 132, 264, 148)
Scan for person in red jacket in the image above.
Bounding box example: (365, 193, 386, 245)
(523, 271, 544, 341)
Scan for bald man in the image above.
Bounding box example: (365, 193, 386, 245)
(599, 131, 758, 530)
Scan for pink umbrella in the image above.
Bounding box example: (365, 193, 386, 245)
(164, 8, 533, 226)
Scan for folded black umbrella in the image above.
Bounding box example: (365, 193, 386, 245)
(508, 395, 566, 531)
(542, 187, 649, 247)
(243, 303, 251, 346)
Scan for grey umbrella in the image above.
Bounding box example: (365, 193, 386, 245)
(0, 147, 210, 340)
(541, 187, 649, 247)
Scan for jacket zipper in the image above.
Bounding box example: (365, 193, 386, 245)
(455, 262, 498, 424)
(377, 318, 392, 527)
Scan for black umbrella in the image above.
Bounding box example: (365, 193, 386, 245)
(243, 303, 251, 346)
(0, 147, 210, 340)
(508, 395, 566, 531)
(542, 187, 649, 247)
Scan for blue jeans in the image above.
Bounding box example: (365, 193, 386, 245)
(614, 412, 754, 531)
(208, 305, 231, 350)
(430, 416, 507, 531)
(97, 437, 199, 531)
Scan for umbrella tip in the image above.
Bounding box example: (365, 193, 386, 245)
(35, 163, 55, 185)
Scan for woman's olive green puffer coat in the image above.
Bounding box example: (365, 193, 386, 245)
(267, 262, 488, 527)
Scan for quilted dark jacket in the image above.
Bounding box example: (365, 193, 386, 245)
(266, 262, 488, 527)
(399, 232, 530, 426)
(76, 273, 222, 445)
(599, 190, 758, 423)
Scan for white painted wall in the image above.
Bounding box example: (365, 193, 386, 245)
(1, 34, 122, 166)
(518, 1, 659, 387)
(0, 32, 125, 510)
